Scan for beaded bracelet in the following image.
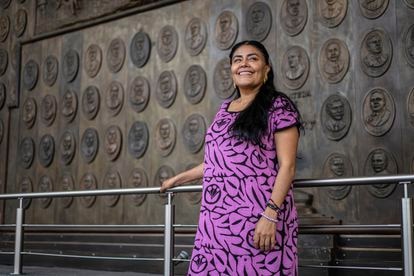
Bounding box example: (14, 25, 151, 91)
(260, 212, 278, 224)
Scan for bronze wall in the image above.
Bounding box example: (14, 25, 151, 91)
(0, 0, 413, 227)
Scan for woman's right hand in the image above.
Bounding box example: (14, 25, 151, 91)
(160, 176, 178, 193)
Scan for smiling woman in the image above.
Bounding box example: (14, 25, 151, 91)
(161, 40, 302, 275)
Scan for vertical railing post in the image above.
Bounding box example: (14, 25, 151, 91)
(401, 182, 413, 276)
(164, 192, 174, 276)
(12, 198, 25, 275)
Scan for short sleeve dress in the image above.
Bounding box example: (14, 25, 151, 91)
(188, 96, 300, 276)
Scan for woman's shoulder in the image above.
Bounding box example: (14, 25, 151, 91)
(270, 93, 296, 112)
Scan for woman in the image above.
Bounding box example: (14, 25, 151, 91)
(161, 40, 301, 275)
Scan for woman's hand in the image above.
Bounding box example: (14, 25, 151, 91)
(253, 209, 277, 251)
(160, 176, 178, 193)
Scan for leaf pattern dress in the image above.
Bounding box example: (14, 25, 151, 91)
(188, 96, 300, 276)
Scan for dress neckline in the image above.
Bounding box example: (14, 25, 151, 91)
(225, 100, 244, 113)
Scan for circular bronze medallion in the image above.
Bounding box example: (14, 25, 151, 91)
(61, 89, 78, 123)
(19, 176, 33, 209)
(38, 134, 55, 168)
(0, 82, 5, 110)
(213, 57, 234, 99)
(103, 168, 121, 207)
(42, 55, 59, 87)
(0, 48, 8, 76)
(22, 97, 37, 129)
(157, 25, 178, 62)
(156, 70, 177, 108)
(60, 130, 76, 165)
(60, 173, 74, 208)
(182, 113, 206, 153)
(80, 128, 99, 163)
(362, 87, 395, 137)
(323, 153, 353, 200)
(185, 18, 207, 56)
(62, 49, 79, 82)
(20, 137, 35, 169)
(214, 11, 238, 50)
(0, 119, 3, 144)
(0, 15, 10, 42)
(364, 148, 397, 198)
(321, 94, 352, 141)
(319, 38, 350, 84)
(155, 118, 176, 157)
(128, 168, 148, 206)
(106, 81, 124, 116)
(183, 163, 202, 205)
(82, 85, 100, 120)
(408, 87, 414, 127)
(281, 45, 310, 90)
(358, 0, 389, 19)
(40, 95, 57, 126)
(14, 9, 27, 37)
(130, 31, 151, 68)
(246, 1, 272, 41)
(155, 165, 175, 198)
(360, 29, 392, 77)
(404, 0, 414, 8)
(0, 0, 11, 9)
(104, 125, 122, 161)
(403, 24, 414, 68)
(79, 173, 97, 208)
(281, 0, 308, 36)
(84, 44, 102, 78)
(129, 76, 150, 113)
(38, 175, 53, 208)
(128, 121, 148, 159)
(184, 65, 206, 104)
(23, 59, 39, 90)
(318, 0, 347, 28)
(107, 38, 125, 73)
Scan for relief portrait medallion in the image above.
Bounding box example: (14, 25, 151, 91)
(60, 130, 76, 165)
(183, 163, 202, 205)
(82, 85, 100, 120)
(182, 113, 206, 153)
(80, 128, 99, 163)
(0, 48, 7, 76)
(360, 29, 392, 78)
(38, 134, 55, 168)
(155, 165, 175, 198)
(214, 11, 238, 50)
(128, 121, 149, 159)
(61, 89, 78, 123)
(128, 168, 148, 207)
(22, 97, 37, 129)
(184, 65, 206, 104)
(19, 176, 32, 209)
(38, 175, 53, 208)
(84, 44, 102, 78)
(319, 38, 350, 84)
(404, 0, 414, 8)
(364, 148, 397, 198)
(156, 70, 177, 108)
(403, 24, 414, 68)
(40, 95, 57, 126)
(0, 82, 5, 110)
(79, 172, 97, 208)
(129, 76, 150, 113)
(213, 57, 234, 99)
(107, 38, 126, 73)
(0, 15, 10, 42)
(155, 118, 176, 157)
(42, 55, 59, 87)
(281, 0, 308, 36)
(20, 137, 35, 169)
(103, 168, 121, 207)
(106, 81, 124, 116)
(246, 1, 272, 42)
(362, 87, 395, 136)
(104, 125, 122, 161)
(23, 59, 39, 90)
(14, 9, 27, 37)
(185, 18, 207, 56)
(321, 94, 352, 141)
(318, 0, 347, 28)
(323, 153, 353, 200)
(281, 45, 310, 90)
(408, 87, 414, 127)
(0, 0, 11, 9)
(60, 173, 74, 208)
(157, 25, 178, 63)
(130, 31, 151, 68)
(62, 49, 79, 83)
(358, 0, 389, 19)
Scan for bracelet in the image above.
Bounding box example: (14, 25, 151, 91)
(260, 212, 278, 224)
(266, 199, 282, 213)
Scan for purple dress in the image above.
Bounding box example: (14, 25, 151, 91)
(188, 96, 300, 276)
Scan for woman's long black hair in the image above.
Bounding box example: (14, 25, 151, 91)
(228, 40, 302, 146)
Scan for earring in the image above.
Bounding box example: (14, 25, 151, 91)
(263, 75, 268, 84)
(233, 82, 236, 89)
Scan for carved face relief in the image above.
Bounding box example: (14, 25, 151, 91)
(40, 95, 57, 126)
(60, 174, 74, 208)
(22, 97, 37, 129)
(318, 0, 347, 28)
(246, 2, 272, 41)
(359, 0, 389, 19)
(103, 169, 121, 207)
(321, 94, 351, 141)
(213, 58, 234, 99)
(281, 46, 310, 90)
(129, 76, 149, 112)
(214, 11, 238, 50)
(39, 134, 55, 167)
(156, 71, 177, 108)
(281, 0, 308, 36)
(80, 128, 99, 163)
(128, 121, 148, 159)
(185, 18, 207, 56)
(157, 25, 178, 62)
(43, 55, 59, 87)
(79, 173, 97, 208)
(20, 137, 34, 169)
(104, 125, 122, 161)
(63, 49, 79, 82)
(319, 39, 350, 83)
(107, 38, 126, 73)
(61, 89, 78, 123)
(128, 168, 147, 206)
(20, 176, 33, 209)
(360, 29, 392, 77)
(23, 60, 39, 90)
(82, 85, 100, 120)
(323, 153, 353, 200)
(84, 44, 102, 78)
(155, 118, 176, 157)
(130, 32, 151, 68)
(184, 65, 206, 104)
(14, 9, 27, 37)
(155, 165, 175, 198)
(106, 81, 124, 116)
(38, 175, 53, 208)
(60, 131, 76, 165)
(182, 114, 206, 153)
(0, 15, 10, 42)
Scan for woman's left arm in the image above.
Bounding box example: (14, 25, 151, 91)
(253, 126, 299, 251)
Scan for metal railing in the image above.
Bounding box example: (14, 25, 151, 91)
(0, 175, 413, 275)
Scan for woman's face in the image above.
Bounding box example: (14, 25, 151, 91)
(230, 45, 269, 91)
